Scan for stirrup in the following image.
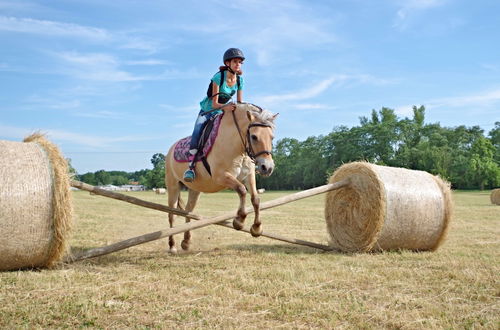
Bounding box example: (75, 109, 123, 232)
(183, 169, 195, 182)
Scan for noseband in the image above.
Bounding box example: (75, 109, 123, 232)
(231, 110, 273, 162)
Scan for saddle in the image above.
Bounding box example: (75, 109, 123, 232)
(173, 113, 224, 174)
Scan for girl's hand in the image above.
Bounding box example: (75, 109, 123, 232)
(223, 103, 236, 111)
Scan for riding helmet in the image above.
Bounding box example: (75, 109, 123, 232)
(223, 48, 245, 63)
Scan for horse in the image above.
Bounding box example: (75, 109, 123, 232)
(164, 103, 278, 252)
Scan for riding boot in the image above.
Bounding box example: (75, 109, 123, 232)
(183, 149, 197, 182)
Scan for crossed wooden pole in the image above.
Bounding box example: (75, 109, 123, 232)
(65, 179, 349, 262)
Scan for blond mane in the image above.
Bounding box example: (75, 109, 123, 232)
(238, 103, 276, 130)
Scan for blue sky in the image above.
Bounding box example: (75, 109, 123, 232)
(1, 0, 499, 173)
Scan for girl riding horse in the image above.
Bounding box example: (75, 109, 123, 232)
(165, 103, 277, 253)
(184, 48, 246, 182)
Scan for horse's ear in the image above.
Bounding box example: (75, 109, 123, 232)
(246, 111, 255, 122)
(272, 113, 279, 121)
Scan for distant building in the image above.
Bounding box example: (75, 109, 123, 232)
(98, 184, 121, 191)
(96, 184, 145, 192)
(120, 184, 145, 191)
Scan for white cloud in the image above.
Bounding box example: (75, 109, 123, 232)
(242, 15, 336, 66)
(0, 123, 155, 148)
(292, 103, 335, 110)
(125, 59, 171, 66)
(73, 110, 122, 119)
(52, 51, 200, 82)
(257, 77, 338, 104)
(394, 105, 420, 117)
(49, 129, 155, 148)
(430, 89, 500, 108)
(481, 63, 500, 72)
(0, 123, 32, 140)
(0, 16, 110, 40)
(156, 68, 202, 80)
(393, 0, 447, 30)
(25, 95, 82, 110)
(255, 74, 388, 107)
(0, 1, 46, 13)
(395, 88, 500, 116)
(118, 35, 160, 53)
(175, 1, 337, 67)
(159, 103, 199, 113)
(58, 52, 116, 66)
(0, 16, 160, 52)
(55, 51, 144, 82)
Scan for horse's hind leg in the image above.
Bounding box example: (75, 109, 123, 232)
(181, 189, 201, 251)
(167, 181, 181, 253)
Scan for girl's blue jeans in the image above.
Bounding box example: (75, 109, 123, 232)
(189, 110, 210, 150)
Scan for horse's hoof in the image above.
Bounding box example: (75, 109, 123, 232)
(169, 247, 178, 254)
(233, 218, 244, 230)
(250, 224, 263, 237)
(181, 240, 190, 251)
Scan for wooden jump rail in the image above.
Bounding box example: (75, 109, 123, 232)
(65, 179, 350, 262)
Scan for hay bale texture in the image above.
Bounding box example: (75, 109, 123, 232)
(0, 133, 72, 270)
(490, 189, 500, 205)
(325, 162, 452, 252)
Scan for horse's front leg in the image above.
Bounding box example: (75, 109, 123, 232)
(217, 172, 247, 230)
(245, 168, 263, 237)
(166, 182, 181, 253)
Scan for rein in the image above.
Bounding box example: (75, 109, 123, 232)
(231, 109, 273, 162)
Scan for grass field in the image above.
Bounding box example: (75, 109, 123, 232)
(1, 189, 499, 329)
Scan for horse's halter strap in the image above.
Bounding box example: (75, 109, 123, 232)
(231, 110, 273, 162)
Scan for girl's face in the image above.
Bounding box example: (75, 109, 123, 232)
(226, 58, 243, 72)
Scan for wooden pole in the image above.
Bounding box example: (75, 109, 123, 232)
(66, 179, 349, 262)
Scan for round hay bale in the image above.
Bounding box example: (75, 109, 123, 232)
(325, 162, 452, 252)
(490, 189, 500, 205)
(0, 133, 72, 270)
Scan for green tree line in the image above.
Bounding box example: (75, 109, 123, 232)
(75, 106, 499, 190)
(74, 155, 165, 189)
(257, 106, 499, 190)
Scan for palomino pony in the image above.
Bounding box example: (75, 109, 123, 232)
(164, 103, 278, 252)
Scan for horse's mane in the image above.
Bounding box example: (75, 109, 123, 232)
(238, 103, 276, 130)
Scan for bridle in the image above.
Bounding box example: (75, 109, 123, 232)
(231, 109, 273, 162)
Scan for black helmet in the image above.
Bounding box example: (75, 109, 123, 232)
(223, 48, 245, 63)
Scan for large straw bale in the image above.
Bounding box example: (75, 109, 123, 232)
(325, 162, 452, 252)
(0, 133, 72, 270)
(491, 189, 500, 205)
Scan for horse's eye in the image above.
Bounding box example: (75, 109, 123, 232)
(251, 134, 258, 141)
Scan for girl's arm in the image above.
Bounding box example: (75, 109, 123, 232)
(211, 83, 235, 110)
(237, 89, 243, 103)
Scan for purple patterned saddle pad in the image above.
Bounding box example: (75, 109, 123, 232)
(173, 113, 223, 162)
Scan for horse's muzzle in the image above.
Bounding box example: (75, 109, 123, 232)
(256, 157, 274, 176)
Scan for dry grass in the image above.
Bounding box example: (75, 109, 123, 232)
(1, 189, 498, 329)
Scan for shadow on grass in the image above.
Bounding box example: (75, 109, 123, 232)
(63, 240, 349, 268)
(224, 242, 339, 255)
(64, 245, 433, 269)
